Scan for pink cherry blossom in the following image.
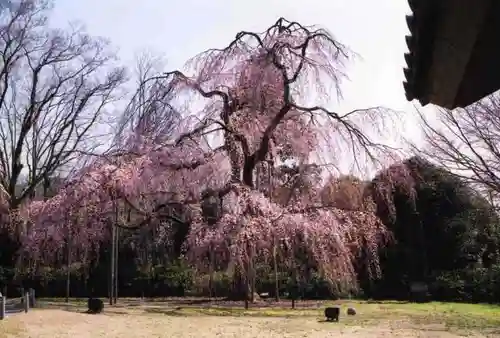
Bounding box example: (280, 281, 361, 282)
(20, 18, 408, 291)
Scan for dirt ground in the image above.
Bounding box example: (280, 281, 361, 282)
(0, 309, 489, 338)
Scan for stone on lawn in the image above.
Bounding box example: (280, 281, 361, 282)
(324, 306, 340, 322)
(87, 298, 104, 314)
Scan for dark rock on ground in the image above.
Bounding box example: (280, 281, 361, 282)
(87, 298, 104, 314)
(324, 306, 340, 322)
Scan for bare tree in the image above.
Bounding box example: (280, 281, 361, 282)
(113, 50, 180, 149)
(0, 0, 126, 209)
(410, 95, 500, 205)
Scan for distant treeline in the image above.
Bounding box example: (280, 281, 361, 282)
(3, 157, 500, 303)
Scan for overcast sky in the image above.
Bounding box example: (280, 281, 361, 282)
(51, 0, 437, 172)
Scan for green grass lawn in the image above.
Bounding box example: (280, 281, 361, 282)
(34, 298, 500, 335)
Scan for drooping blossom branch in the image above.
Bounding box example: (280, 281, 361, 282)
(20, 18, 410, 292)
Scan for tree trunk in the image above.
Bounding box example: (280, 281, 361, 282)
(244, 270, 249, 310)
(113, 226, 119, 304)
(250, 247, 256, 303)
(65, 240, 71, 303)
(250, 273, 255, 303)
(273, 244, 279, 302)
(291, 266, 297, 309)
(209, 245, 214, 300)
(230, 269, 250, 301)
(109, 223, 116, 306)
(83, 265, 89, 297)
(148, 264, 153, 298)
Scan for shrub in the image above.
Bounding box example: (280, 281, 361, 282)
(430, 264, 500, 303)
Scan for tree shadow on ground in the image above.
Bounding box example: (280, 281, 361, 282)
(317, 319, 339, 323)
(163, 298, 213, 306)
(143, 308, 185, 316)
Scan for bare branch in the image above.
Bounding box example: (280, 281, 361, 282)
(411, 95, 500, 204)
(0, 0, 126, 207)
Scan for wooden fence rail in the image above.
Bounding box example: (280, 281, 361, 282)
(0, 289, 35, 320)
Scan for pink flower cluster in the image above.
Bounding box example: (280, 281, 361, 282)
(14, 18, 405, 291)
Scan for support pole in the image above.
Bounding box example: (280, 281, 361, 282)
(24, 292, 29, 313)
(0, 296, 5, 319)
(29, 289, 36, 308)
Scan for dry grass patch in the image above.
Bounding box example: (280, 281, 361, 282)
(0, 318, 25, 338)
(23, 299, 500, 337)
(0, 309, 478, 337)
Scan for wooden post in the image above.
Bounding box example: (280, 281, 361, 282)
(29, 289, 36, 308)
(24, 292, 29, 313)
(0, 296, 5, 319)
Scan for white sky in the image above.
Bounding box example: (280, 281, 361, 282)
(51, 0, 439, 173)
